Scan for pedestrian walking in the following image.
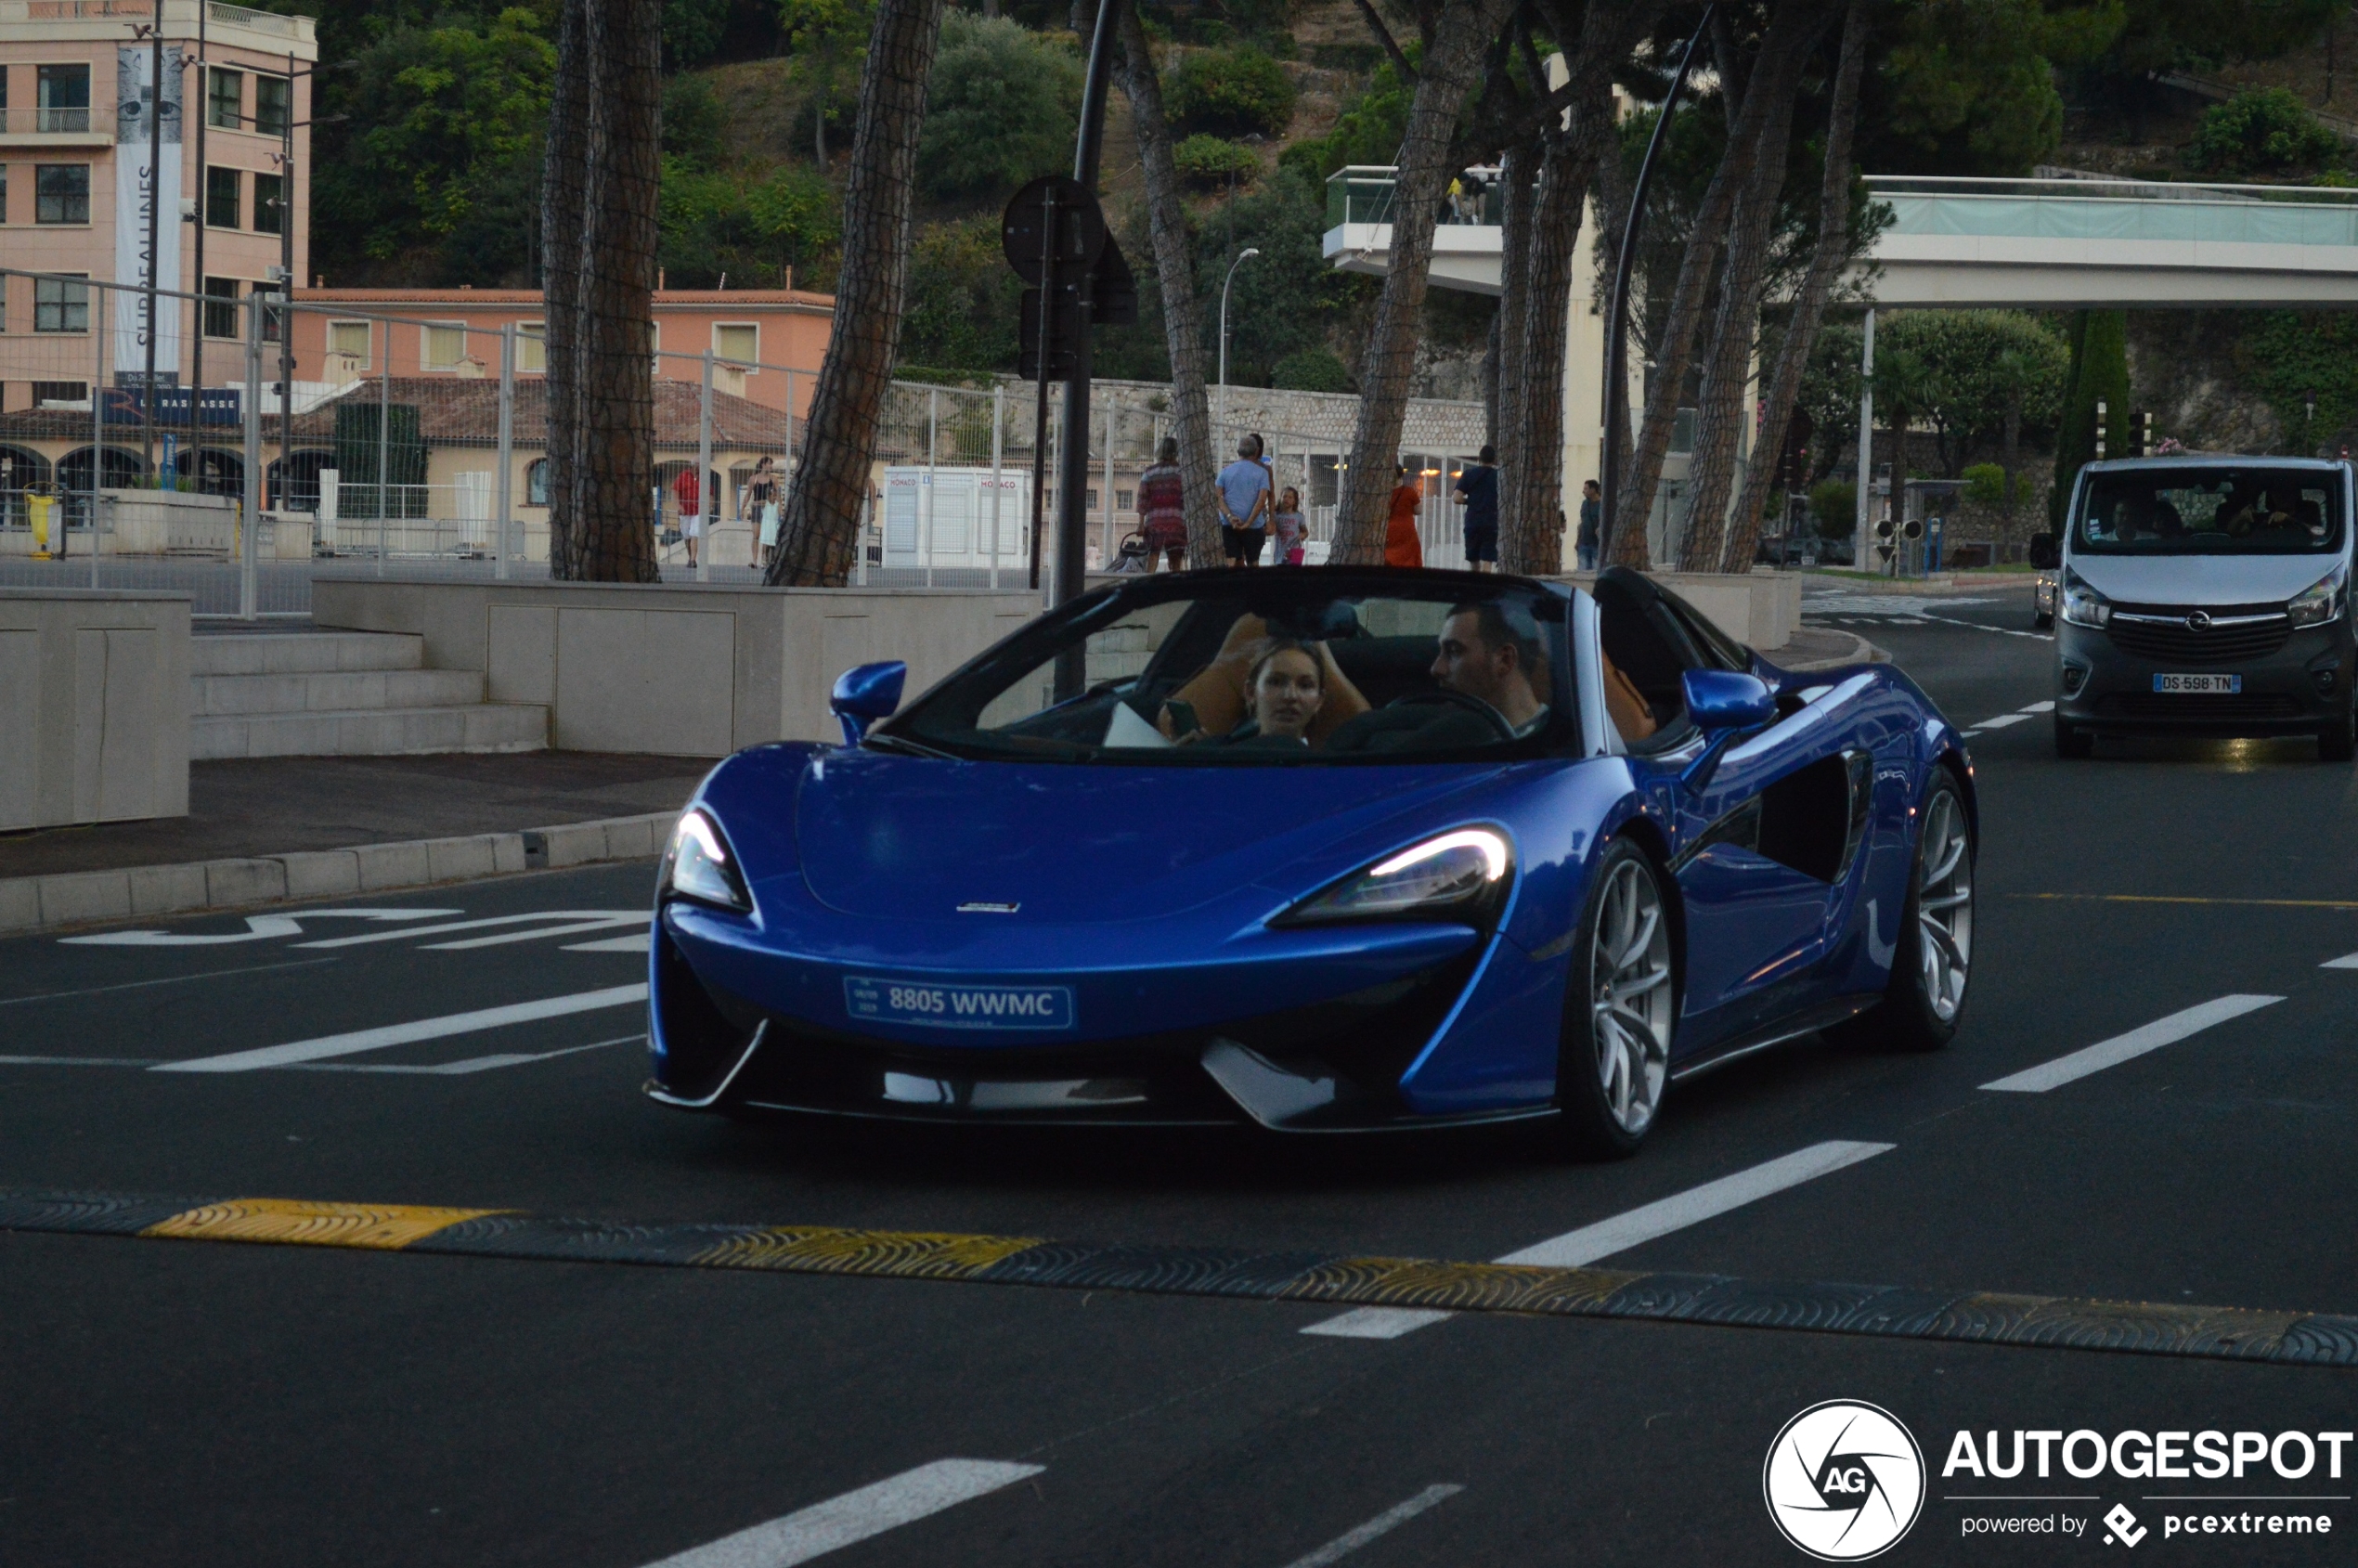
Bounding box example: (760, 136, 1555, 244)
(1455, 445, 1498, 571)
(1576, 478, 1601, 572)
(1137, 436, 1188, 571)
(1384, 462, 1424, 568)
(1216, 434, 1271, 566)
(674, 465, 705, 568)
(745, 456, 782, 569)
(1271, 486, 1307, 565)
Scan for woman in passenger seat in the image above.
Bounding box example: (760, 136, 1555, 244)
(1233, 642, 1326, 746)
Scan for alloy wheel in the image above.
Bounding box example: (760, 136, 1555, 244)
(1589, 857, 1674, 1134)
(1915, 790, 1973, 1021)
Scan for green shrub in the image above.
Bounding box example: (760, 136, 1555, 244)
(1271, 346, 1352, 393)
(660, 74, 727, 170)
(1166, 46, 1296, 139)
(1807, 479, 1857, 534)
(2192, 88, 2342, 175)
(918, 13, 1083, 203)
(1962, 462, 2026, 510)
(1173, 134, 1260, 188)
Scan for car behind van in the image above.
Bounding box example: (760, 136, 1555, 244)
(2052, 456, 2356, 759)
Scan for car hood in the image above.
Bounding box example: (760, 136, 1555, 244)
(787, 749, 1521, 924)
(2066, 552, 2343, 606)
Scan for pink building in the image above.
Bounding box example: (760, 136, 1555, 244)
(286, 288, 835, 418)
(0, 0, 316, 411)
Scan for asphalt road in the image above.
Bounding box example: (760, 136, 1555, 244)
(6, 578, 2358, 1566)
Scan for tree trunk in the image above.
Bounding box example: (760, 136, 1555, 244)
(1609, 1, 1820, 567)
(766, 0, 949, 585)
(1333, 0, 1511, 564)
(2002, 397, 2021, 531)
(1117, 6, 1222, 567)
(814, 52, 829, 172)
(544, 0, 662, 583)
(1720, 0, 1869, 576)
(1491, 140, 1535, 559)
(1676, 10, 1826, 573)
(541, 0, 587, 578)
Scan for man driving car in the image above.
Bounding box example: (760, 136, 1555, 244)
(1325, 599, 1552, 752)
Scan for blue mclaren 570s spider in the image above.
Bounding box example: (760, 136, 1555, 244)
(645, 564, 1975, 1156)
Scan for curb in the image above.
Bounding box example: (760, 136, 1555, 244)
(1781, 629, 1889, 672)
(0, 810, 680, 938)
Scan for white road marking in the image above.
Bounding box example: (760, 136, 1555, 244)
(2020, 701, 2054, 712)
(640, 1458, 1043, 1568)
(153, 984, 649, 1073)
(288, 1034, 644, 1075)
(294, 911, 644, 950)
(565, 934, 653, 953)
(421, 915, 646, 951)
(0, 956, 337, 1007)
(1303, 1141, 1895, 1339)
(0, 1056, 153, 1067)
(2323, 952, 2358, 969)
(60, 910, 459, 948)
(1970, 713, 2033, 731)
(1981, 995, 2286, 1094)
(1280, 1485, 1464, 1568)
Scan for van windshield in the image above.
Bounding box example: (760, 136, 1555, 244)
(2078, 466, 2342, 556)
(881, 573, 1574, 766)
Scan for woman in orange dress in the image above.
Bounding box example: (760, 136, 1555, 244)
(1383, 462, 1424, 567)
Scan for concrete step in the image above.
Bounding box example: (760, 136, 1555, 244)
(189, 667, 486, 718)
(192, 703, 549, 760)
(190, 631, 423, 678)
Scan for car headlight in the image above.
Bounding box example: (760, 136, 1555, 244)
(1275, 828, 1513, 928)
(2060, 570, 2111, 628)
(2287, 565, 2349, 628)
(662, 809, 752, 913)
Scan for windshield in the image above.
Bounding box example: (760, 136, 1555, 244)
(2077, 465, 2344, 556)
(885, 574, 1574, 765)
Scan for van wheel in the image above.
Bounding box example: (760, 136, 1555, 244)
(2322, 697, 2356, 762)
(2054, 717, 2093, 758)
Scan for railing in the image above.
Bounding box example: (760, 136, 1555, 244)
(0, 107, 100, 133)
(1864, 175, 2358, 247)
(0, 0, 311, 35)
(1324, 165, 1503, 230)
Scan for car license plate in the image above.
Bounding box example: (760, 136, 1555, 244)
(845, 976, 1075, 1031)
(2153, 674, 2241, 694)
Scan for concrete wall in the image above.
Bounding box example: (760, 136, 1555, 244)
(0, 590, 191, 830)
(312, 577, 1038, 755)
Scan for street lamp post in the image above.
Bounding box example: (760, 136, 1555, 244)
(1217, 247, 1260, 430)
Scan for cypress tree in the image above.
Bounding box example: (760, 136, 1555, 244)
(2049, 308, 2131, 528)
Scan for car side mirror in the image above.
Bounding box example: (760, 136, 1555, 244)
(2027, 533, 2059, 568)
(1683, 669, 1775, 732)
(830, 660, 907, 745)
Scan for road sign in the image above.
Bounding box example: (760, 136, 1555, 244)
(1003, 176, 1106, 285)
(1091, 236, 1137, 327)
(1017, 286, 1082, 380)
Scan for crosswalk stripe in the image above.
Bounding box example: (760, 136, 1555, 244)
(1302, 1140, 1895, 1340)
(153, 985, 649, 1073)
(421, 916, 646, 951)
(293, 911, 643, 950)
(1980, 995, 2285, 1093)
(639, 1459, 1043, 1568)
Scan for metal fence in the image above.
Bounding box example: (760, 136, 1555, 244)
(0, 266, 1485, 616)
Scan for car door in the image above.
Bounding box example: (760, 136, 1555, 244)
(1594, 573, 1866, 1049)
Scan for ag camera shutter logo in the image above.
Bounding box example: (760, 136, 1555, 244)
(1764, 1400, 1926, 1561)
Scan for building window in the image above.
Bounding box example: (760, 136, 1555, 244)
(253, 75, 290, 137)
(327, 319, 370, 363)
(36, 65, 90, 135)
(35, 165, 89, 225)
(208, 68, 243, 131)
(1086, 488, 1098, 510)
(422, 323, 466, 370)
(1117, 489, 1134, 512)
(205, 165, 240, 228)
(714, 323, 758, 365)
(253, 172, 284, 236)
(32, 382, 87, 406)
(525, 458, 549, 506)
(251, 281, 282, 343)
(517, 322, 546, 373)
(34, 276, 89, 333)
(203, 278, 240, 339)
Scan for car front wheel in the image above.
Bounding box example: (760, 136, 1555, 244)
(1554, 839, 1677, 1159)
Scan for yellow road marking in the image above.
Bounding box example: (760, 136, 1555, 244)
(142, 1199, 503, 1251)
(2014, 894, 2358, 912)
(696, 1225, 1043, 1277)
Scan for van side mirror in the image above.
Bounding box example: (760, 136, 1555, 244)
(830, 660, 907, 745)
(2027, 533, 2059, 568)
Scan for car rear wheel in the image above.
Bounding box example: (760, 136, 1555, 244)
(2053, 716, 2092, 758)
(1553, 840, 1676, 1160)
(1832, 775, 1973, 1054)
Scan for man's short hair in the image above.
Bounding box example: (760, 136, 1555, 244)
(1448, 599, 1544, 673)
(1478, 444, 1496, 464)
(1239, 433, 1263, 459)
(1583, 478, 1600, 494)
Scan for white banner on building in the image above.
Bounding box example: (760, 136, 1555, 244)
(114, 44, 186, 384)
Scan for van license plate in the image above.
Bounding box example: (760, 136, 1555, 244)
(2154, 674, 2241, 694)
(845, 977, 1075, 1030)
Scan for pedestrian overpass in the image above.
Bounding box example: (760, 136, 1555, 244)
(1322, 171, 2358, 305)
